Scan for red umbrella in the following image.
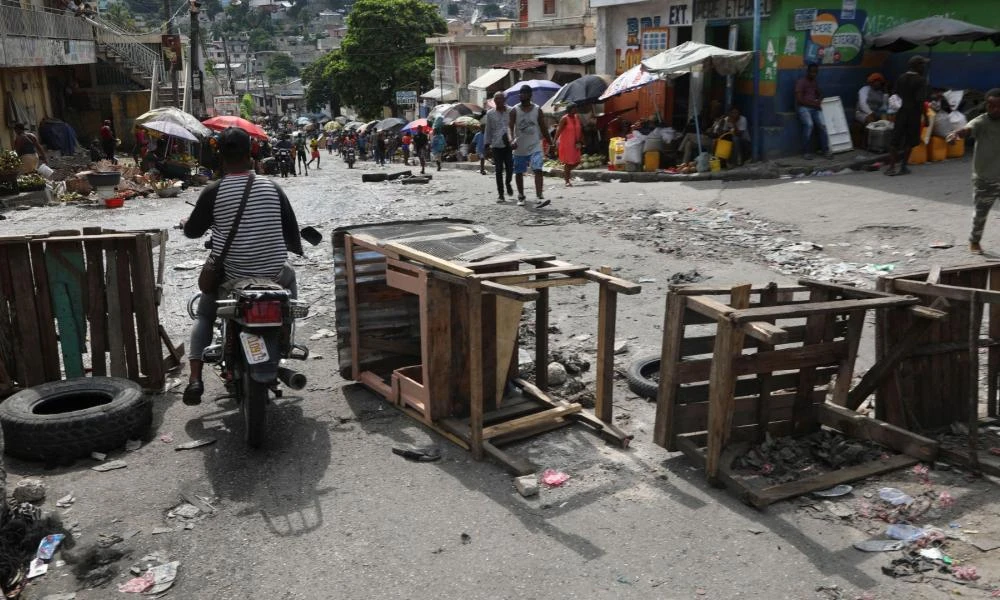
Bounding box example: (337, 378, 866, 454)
(202, 116, 268, 140)
(402, 118, 429, 133)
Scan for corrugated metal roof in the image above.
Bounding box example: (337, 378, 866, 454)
(537, 47, 597, 64)
(491, 59, 547, 70)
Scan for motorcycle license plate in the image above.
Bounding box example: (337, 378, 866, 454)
(239, 332, 270, 364)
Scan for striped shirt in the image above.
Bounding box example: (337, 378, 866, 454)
(184, 174, 303, 282)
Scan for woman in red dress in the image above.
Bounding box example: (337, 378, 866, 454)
(556, 102, 582, 186)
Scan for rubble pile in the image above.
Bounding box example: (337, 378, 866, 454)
(735, 430, 887, 484)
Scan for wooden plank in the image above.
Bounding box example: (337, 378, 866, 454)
(754, 285, 779, 443)
(991, 265, 1000, 418)
(480, 280, 539, 301)
(539, 259, 641, 294)
(466, 253, 557, 270)
(653, 292, 685, 449)
(675, 367, 838, 404)
(685, 295, 736, 321)
(104, 244, 126, 378)
(46, 240, 89, 378)
(705, 284, 751, 483)
(729, 296, 918, 323)
(116, 240, 140, 381)
(818, 403, 938, 461)
(481, 293, 498, 411)
(159, 325, 184, 371)
(134, 235, 165, 388)
(6, 243, 45, 386)
(493, 296, 523, 408)
(671, 285, 809, 296)
(793, 288, 832, 435)
(798, 278, 897, 300)
(830, 310, 866, 406)
(535, 282, 549, 391)
(384, 241, 474, 277)
(680, 322, 849, 358)
(481, 404, 583, 439)
(927, 265, 942, 284)
(594, 283, 617, 423)
(344, 236, 364, 381)
(84, 237, 108, 376)
(741, 320, 789, 345)
(473, 265, 588, 280)
(968, 294, 984, 472)
(507, 276, 589, 290)
(892, 279, 1000, 305)
(674, 389, 825, 434)
(674, 341, 849, 384)
(28, 241, 61, 381)
(743, 454, 920, 509)
(468, 280, 485, 459)
(481, 440, 536, 476)
(846, 315, 937, 410)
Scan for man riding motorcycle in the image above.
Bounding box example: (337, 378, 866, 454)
(180, 127, 304, 405)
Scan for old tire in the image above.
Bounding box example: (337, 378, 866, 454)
(386, 170, 413, 181)
(241, 372, 267, 448)
(361, 173, 387, 183)
(626, 354, 660, 400)
(0, 377, 151, 462)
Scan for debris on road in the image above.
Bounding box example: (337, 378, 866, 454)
(90, 460, 126, 472)
(56, 494, 75, 508)
(546, 362, 568, 386)
(13, 478, 46, 503)
(36, 534, 65, 560)
(174, 438, 216, 451)
(853, 539, 905, 552)
(514, 475, 539, 497)
(160, 432, 174, 443)
(540, 469, 570, 487)
(391, 445, 441, 462)
(309, 328, 335, 340)
(125, 439, 142, 452)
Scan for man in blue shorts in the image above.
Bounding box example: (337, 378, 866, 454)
(508, 85, 552, 207)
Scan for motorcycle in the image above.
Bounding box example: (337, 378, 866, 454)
(343, 145, 356, 169)
(275, 148, 294, 178)
(188, 226, 323, 447)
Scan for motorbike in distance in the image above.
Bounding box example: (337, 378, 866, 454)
(343, 144, 356, 169)
(275, 148, 294, 177)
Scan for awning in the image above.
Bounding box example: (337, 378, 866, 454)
(537, 47, 597, 65)
(420, 87, 458, 102)
(491, 59, 547, 70)
(468, 68, 510, 91)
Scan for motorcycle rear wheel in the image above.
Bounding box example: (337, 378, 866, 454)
(241, 372, 268, 448)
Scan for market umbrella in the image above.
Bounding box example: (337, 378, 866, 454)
(296, 116, 312, 126)
(358, 120, 380, 134)
(335, 116, 348, 124)
(202, 115, 268, 140)
(503, 80, 561, 107)
(402, 118, 429, 133)
(324, 121, 342, 132)
(139, 119, 199, 142)
(344, 121, 363, 131)
(376, 117, 406, 132)
(548, 74, 612, 108)
(867, 16, 1000, 52)
(135, 107, 211, 138)
(598, 64, 659, 101)
(641, 41, 753, 79)
(452, 115, 481, 129)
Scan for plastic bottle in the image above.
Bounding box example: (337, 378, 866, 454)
(886, 523, 927, 542)
(879, 487, 914, 505)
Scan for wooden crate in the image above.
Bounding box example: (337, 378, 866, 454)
(876, 263, 1000, 474)
(0, 227, 182, 396)
(652, 279, 941, 508)
(333, 219, 641, 474)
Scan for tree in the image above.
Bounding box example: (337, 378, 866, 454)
(301, 49, 342, 115)
(266, 54, 299, 84)
(483, 3, 501, 18)
(304, 0, 445, 118)
(106, 2, 136, 29)
(240, 93, 254, 118)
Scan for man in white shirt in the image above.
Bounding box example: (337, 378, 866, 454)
(856, 73, 888, 124)
(483, 91, 514, 202)
(714, 107, 751, 166)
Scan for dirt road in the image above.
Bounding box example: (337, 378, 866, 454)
(5, 153, 997, 600)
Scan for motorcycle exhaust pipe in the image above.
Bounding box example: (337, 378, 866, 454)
(277, 366, 307, 391)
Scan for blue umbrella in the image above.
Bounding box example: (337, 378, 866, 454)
(503, 79, 561, 107)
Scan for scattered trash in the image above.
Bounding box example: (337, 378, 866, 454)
(309, 328, 335, 340)
(13, 478, 46, 503)
(637, 277, 656, 283)
(615, 574, 638, 584)
(885, 523, 927, 542)
(882, 555, 934, 578)
(125, 439, 142, 452)
(90, 460, 126, 472)
(613, 340, 629, 355)
(929, 241, 953, 249)
(878, 487, 914, 506)
(919, 548, 945, 560)
(813, 485, 853, 498)
(938, 491, 955, 508)
(546, 362, 568, 386)
(56, 494, 75, 508)
(175, 438, 216, 450)
(391, 445, 441, 462)
(667, 269, 705, 285)
(990, 447, 1000, 456)
(854, 539, 905, 552)
(39, 594, 76, 600)
(118, 574, 153, 593)
(36, 534, 65, 560)
(169, 503, 201, 519)
(120, 560, 180, 594)
(27, 558, 48, 578)
(912, 464, 930, 483)
(514, 475, 539, 498)
(160, 432, 174, 443)
(90, 451, 107, 461)
(953, 565, 980, 581)
(540, 469, 570, 487)
(460, 533, 471, 545)
(151, 527, 174, 535)
(572, 334, 591, 342)
(825, 501, 854, 519)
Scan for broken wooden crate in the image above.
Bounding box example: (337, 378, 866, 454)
(333, 219, 640, 474)
(875, 263, 1000, 475)
(652, 279, 941, 508)
(0, 228, 182, 396)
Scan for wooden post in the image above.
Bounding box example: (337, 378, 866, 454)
(535, 285, 549, 390)
(343, 235, 362, 381)
(653, 291, 685, 449)
(595, 282, 618, 423)
(468, 280, 485, 459)
(793, 288, 831, 434)
(830, 309, 866, 407)
(705, 284, 751, 483)
(754, 284, 778, 442)
(989, 266, 1000, 417)
(969, 293, 983, 472)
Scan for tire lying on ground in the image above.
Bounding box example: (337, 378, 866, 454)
(361, 173, 388, 183)
(401, 176, 432, 185)
(625, 354, 661, 400)
(385, 170, 413, 181)
(0, 377, 151, 462)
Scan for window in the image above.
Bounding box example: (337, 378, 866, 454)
(542, 0, 555, 16)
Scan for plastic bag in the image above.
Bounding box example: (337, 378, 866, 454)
(888, 94, 902, 113)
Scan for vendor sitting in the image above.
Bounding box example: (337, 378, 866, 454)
(856, 73, 888, 124)
(713, 107, 751, 167)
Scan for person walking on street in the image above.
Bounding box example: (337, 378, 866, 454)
(413, 127, 429, 174)
(472, 128, 486, 174)
(947, 88, 1000, 255)
(431, 118, 446, 171)
(484, 91, 514, 202)
(885, 56, 930, 177)
(326, 134, 335, 155)
(556, 102, 583, 187)
(795, 64, 833, 160)
(179, 127, 303, 405)
(99, 119, 116, 162)
(401, 132, 411, 165)
(509, 85, 552, 207)
(307, 135, 321, 169)
(294, 134, 309, 176)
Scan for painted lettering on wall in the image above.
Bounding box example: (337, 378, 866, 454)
(692, 0, 772, 20)
(616, 14, 663, 75)
(804, 9, 866, 66)
(668, 2, 691, 26)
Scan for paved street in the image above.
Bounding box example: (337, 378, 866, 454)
(5, 153, 998, 600)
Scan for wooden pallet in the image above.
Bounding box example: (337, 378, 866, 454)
(0, 227, 181, 396)
(653, 280, 941, 507)
(333, 220, 640, 474)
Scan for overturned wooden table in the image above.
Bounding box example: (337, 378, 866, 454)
(333, 219, 640, 474)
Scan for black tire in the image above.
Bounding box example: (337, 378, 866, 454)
(401, 176, 431, 185)
(626, 354, 661, 400)
(386, 170, 413, 181)
(241, 372, 267, 448)
(0, 377, 151, 462)
(362, 173, 387, 182)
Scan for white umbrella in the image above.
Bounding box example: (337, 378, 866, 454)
(140, 120, 199, 142)
(135, 107, 211, 138)
(640, 41, 753, 79)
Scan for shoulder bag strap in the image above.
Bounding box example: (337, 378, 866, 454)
(215, 173, 255, 264)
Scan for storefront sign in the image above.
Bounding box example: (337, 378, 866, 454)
(841, 0, 856, 20)
(793, 8, 817, 30)
(395, 90, 417, 106)
(667, 1, 692, 26)
(692, 0, 772, 20)
(214, 95, 239, 116)
(0, 38, 96, 67)
(804, 9, 866, 65)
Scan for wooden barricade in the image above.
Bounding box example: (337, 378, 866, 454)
(0, 228, 181, 396)
(876, 263, 1000, 474)
(653, 279, 942, 508)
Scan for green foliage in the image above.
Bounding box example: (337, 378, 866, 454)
(203, 0, 223, 19)
(302, 0, 445, 118)
(266, 54, 299, 84)
(248, 30, 276, 51)
(483, 3, 501, 18)
(105, 2, 136, 29)
(240, 93, 254, 119)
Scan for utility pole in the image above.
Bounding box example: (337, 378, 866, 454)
(189, 0, 204, 116)
(221, 36, 235, 94)
(165, 0, 179, 107)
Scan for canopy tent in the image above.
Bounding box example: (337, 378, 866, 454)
(420, 87, 458, 103)
(468, 68, 510, 91)
(866, 16, 1000, 52)
(640, 41, 754, 158)
(452, 115, 481, 129)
